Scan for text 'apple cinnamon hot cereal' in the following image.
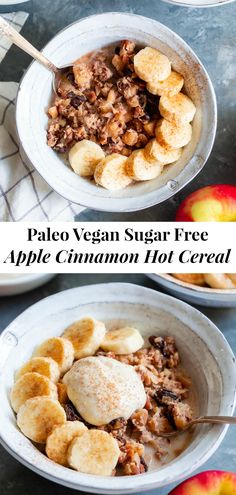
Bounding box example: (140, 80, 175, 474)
(47, 40, 196, 190)
(11, 317, 196, 476)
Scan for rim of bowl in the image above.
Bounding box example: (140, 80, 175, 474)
(151, 273, 236, 294)
(0, 0, 30, 4)
(161, 0, 235, 7)
(0, 283, 235, 493)
(16, 12, 217, 213)
(0, 274, 54, 287)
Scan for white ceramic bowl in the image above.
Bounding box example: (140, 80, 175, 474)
(148, 273, 236, 307)
(0, 274, 55, 296)
(16, 13, 217, 212)
(0, 283, 235, 493)
(161, 0, 235, 7)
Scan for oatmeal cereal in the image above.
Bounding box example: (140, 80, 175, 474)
(46, 40, 196, 190)
(12, 318, 195, 477)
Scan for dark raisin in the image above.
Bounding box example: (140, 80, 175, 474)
(165, 408, 177, 430)
(71, 95, 87, 108)
(149, 336, 165, 352)
(155, 388, 180, 402)
(67, 72, 75, 85)
(124, 66, 133, 76)
(64, 402, 80, 421)
(140, 456, 148, 472)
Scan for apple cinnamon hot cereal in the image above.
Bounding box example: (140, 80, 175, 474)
(47, 40, 196, 190)
(12, 317, 195, 477)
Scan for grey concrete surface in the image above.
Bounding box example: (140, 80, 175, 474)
(1, 0, 236, 220)
(0, 274, 235, 495)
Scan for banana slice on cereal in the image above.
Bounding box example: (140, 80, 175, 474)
(101, 327, 144, 354)
(173, 274, 205, 286)
(147, 71, 184, 97)
(34, 337, 74, 375)
(15, 357, 60, 383)
(204, 274, 236, 289)
(228, 274, 236, 284)
(10, 372, 58, 413)
(126, 149, 163, 181)
(69, 140, 105, 177)
(63, 317, 106, 360)
(46, 421, 88, 466)
(145, 139, 182, 165)
(94, 154, 132, 190)
(17, 397, 66, 443)
(159, 93, 196, 125)
(155, 119, 192, 149)
(134, 47, 171, 83)
(67, 430, 120, 476)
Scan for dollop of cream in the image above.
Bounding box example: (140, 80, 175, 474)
(63, 356, 146, 426)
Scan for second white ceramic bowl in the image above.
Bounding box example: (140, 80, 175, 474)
(161, 0, 235, 7)
(0, 283, 235, 493)
(16, 13, 217, 212)
(148, 273, 236, 307)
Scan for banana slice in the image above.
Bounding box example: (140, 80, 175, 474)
(204, 274, 236, 289)
(172, 274, 205, 286)
(67, 430, 120, 476)
(144, 139, 182, 165)
(63, 317, 106, 360)
(69, 140, 105, 177)
(134, 47, 171, 83)
(126, 149, 163, 181)
(15, 357, 60, 383)
(228, 274, 236, 284)
(101, 327, 144, 354)
(159, 93, 196, 125)
(10, 372, 58, 413)
(46, 421, 87, 466)
(147, 71, 184, 97)
(34, 337, 74, 375)
(155, 119, 192, 149)
(94, 154, 132, 190)
(17, 397, 66, 443)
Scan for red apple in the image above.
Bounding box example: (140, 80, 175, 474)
(168, 471, 236, 495)
(176, 185, 236, 221)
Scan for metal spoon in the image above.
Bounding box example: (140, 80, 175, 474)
(157, 416, 236, 438)
(0, 15, 72, 93)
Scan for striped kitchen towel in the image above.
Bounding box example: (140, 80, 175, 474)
(0, 13, 84, 221)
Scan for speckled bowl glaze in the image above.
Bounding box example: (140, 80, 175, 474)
(16, 13, 217, 212)
(148, 273, 236, 307)
(0, 283, 235, 493)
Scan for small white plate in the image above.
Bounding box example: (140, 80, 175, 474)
(0, 283, 235, 493)
(0, 274, 55, 296)
(0, 1, 30, 4)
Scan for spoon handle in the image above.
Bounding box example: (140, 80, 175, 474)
(0, 16, 57, 73)
(193, 416, 236, 425)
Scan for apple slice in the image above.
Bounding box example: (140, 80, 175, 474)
(176, 185, 236, 221)
(168, 471, 236, 495)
